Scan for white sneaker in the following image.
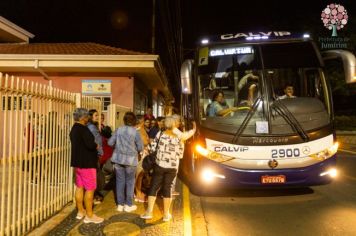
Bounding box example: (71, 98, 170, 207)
(83, 214, 104, 224)
(124, 204, 137, 212)
(117, 205, 124, 212)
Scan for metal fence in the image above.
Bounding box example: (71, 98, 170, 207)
(0, 73, 101, 235)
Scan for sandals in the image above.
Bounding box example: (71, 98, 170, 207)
(135, 198, 147, 203)
(163, 213, 172, 222)
(76, 211, 86, 220)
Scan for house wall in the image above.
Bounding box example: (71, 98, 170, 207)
(8, 73, 134, 109)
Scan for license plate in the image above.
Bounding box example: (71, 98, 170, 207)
(261, 175, 286, 184)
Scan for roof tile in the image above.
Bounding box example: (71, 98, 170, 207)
(0, 42, 146, 55)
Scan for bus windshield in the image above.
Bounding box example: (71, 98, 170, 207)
(198, 42, 331, 136)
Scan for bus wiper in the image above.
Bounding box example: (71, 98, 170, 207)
(232, 97, 262, 144)
(272, 99, 309, 142)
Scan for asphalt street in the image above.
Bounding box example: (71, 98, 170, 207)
(192, 151, 356, 236)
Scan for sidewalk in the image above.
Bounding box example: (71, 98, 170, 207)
(27, 132, 355, 235)
(337, 131, 356, 153)
(29, 182, 184, 236)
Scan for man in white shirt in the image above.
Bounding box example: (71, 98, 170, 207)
(278, 84, 296, 100)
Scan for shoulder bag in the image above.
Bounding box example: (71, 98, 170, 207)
(142, 131, 163, 172)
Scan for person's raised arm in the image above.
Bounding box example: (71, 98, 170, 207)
(216, 107, 240, 116)
(173, 122, 196, 141)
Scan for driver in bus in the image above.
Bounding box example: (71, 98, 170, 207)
(278, 84, 296, 99)
(207, 91, 239, 117)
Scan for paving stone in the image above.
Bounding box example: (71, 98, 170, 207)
(47, 181, 184, 236)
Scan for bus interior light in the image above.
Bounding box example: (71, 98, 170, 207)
(320, 168, 338, 178)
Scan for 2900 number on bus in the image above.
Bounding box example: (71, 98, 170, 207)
(271, 148, 300, 158)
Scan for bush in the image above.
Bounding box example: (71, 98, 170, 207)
(334, 115, 356, 131)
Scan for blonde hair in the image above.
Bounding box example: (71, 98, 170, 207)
(172, 114, 181, 127)
(164, 116, 175, 129)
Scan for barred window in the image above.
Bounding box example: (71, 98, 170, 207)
(93, 96, 112, 111)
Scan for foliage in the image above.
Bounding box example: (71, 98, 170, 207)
(334, 115, 356, 131)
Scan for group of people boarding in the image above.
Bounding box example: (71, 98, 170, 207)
(70, 107, 196, 224)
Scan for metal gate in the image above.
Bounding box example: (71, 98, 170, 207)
(0, 73, 101, 235)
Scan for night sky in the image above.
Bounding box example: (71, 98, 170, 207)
(182, 0, 356, 48)
(0, 0, 153, 51)
(0, 0, 355, 101)
(0, 0, 354, 50)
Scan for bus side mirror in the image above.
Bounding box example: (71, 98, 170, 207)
(322, 50, 356, 84)
(181, 59, 194, 94)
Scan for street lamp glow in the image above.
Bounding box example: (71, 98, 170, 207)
(303, 34, 310, 38)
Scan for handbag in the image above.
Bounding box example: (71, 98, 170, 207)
(142, 152, 157, 172)
(102, 159, 114, 174)
(142, 131, 163, 172)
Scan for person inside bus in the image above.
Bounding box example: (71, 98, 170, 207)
(278, 84, 296, 99)
(237, 70, 259, 106)
(207, 90, 239, 117)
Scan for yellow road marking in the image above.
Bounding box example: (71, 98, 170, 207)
(183, 184, 192, 236)
(339, 149, 356, 155)
(343, 174, 356, 182)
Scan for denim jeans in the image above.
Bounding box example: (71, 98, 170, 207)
(114, 164, 136, 206)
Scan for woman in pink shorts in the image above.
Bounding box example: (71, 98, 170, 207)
(70, 108, 104, 224)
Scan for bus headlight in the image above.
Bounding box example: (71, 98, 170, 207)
(309, 142, 339, 160)
(195, 144, 209, 157)
(195, 144, 234, 163)
(201, 168, 226, 183)
(320, 168, 338, 178)
(328, 142, 339, 155)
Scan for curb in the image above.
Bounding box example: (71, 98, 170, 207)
(189, 191, 208, 236)
(27, 203, 76, 236)
(336, 131, 356, 145)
